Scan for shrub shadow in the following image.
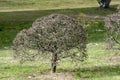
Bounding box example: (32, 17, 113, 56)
(74, 64, 120, 78)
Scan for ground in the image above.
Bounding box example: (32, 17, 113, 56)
(0, 43, 120, 80)
(27, 55, 120, 80)
(28, 72, 77, 80)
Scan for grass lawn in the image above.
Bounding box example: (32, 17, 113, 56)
(0, 0, 120, 80)
(0, 0, 119, 47)
(0, 7, 119, 47)
(0, 43, 120, 80)
(0, 0, 119, 11)
(0, 0, 98, 11)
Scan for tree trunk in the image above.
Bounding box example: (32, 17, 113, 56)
(105, 0, 111, 8)
(51, 53, 57, 73)
(97, 0, 111, 8)
(105, 38, 114, 49)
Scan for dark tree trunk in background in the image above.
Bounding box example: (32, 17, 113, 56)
(97, 0, 111, 8)
(51, 53, 57, 73)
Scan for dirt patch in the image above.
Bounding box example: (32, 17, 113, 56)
(27, 72, 84, 80)
(101, 53, 120, 64)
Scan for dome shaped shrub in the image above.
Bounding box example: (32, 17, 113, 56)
(13, 14, 87, 72)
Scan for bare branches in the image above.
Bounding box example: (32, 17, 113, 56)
(105, 10, 120, 49)
(13, 14, 87, 72)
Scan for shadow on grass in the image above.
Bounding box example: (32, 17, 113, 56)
(0, 61, 119, 79)
(0, 65, 50, 79)
(57, 64, 120, 78)
(74, 64, 120, 78)
(0, 5, 118, 21)
(0, 5, 118, 48)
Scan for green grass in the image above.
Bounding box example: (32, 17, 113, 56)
(0, 0, 119, 48)
(0, 43, 120, 80)
(75, 65, 120, 80)
(0, 65, 49, 80)
(0, 0, 119, 11)
(0, 7, 118, 47)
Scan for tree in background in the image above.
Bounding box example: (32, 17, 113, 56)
(105, 10, 120, 49)
(97, 0, 111, 8)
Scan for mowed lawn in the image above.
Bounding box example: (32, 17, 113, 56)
(0, 0, 119, 11)
(0, 0, 120, 80)
(0, 0, 119, 47)
(0, 43, 120, 80)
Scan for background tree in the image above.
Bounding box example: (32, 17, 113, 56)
(13, 14, 87, 73)
(97, 0, 111, 8)
(105, 10, 120, 49)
